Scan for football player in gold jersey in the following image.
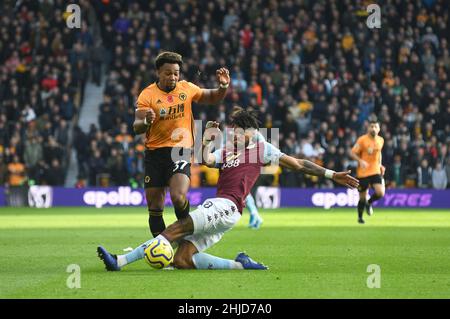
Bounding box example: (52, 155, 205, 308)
(133, 51, 230, 237)
(351, 118, 386, 224)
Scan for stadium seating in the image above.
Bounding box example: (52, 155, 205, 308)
(1, 0, 448, 189)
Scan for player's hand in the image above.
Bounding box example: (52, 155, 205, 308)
(380, 165, 386, 176)
(203, 121, 221, 145)
(332, 170, 359, 189)
(359, 160, 369, 169)
(216, 67, 230, 87)
(205, 121, 220, 130)
(145, 108, 156, 125)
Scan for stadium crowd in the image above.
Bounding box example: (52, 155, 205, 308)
(1, 0, 449, 190)
(0, 0, 99, 186)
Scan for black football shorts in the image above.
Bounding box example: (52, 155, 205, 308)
(357, 174, 384, 192)
(144, 147, 191, 188)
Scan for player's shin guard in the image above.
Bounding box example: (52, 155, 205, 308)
(149, 209, 166, 237)
(357, 199, 366, 218)
(174, 199, 190, 220)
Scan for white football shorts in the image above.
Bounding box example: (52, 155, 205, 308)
(184, 197, 241, 252)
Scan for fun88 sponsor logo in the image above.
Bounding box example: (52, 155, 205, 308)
(311, 189, 360, 209)
(83, 187, 144, 208)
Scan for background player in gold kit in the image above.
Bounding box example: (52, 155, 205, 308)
(351, 117, 386, 224)
(133, 51, 230, 237)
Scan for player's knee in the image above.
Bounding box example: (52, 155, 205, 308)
(170, 192, 186, 207)
(376, 189, 385, 198)
(173, 254, 194, 269)
(145, 189, 165, 207)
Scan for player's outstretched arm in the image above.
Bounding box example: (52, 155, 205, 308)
(279, 154, 359, 189)
(197, 68, 230, 105)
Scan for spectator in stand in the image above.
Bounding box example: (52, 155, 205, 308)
(0, 153, 7, 185)
(23, 136, 43, 182)
(7, 155, 26, 187)
(446, 157, 450, 189)
(386, 155, 407, 188)
(0, 0, 94, 187)
(88, 149, 105, 186)
(44, 159, 65, 186)
(417, 159, 433, 189)
(432, 162, 447, 190)
(3, 0, 448, 189)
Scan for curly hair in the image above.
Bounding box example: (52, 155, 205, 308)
(229, 106, 260, 130)
(154, 51, 183, 70)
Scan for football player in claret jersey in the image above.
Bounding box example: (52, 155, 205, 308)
(132, 51, 230, 239)
(98, 108, 359, 271)
(223, 114, 263, 229)
(351, 117, 385, 224)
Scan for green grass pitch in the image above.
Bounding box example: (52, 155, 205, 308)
(1, 207, 449, 299)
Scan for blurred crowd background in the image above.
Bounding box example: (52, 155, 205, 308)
(1, 0, 449, 190)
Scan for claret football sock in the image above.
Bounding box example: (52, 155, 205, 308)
(192, 252, 244, 270)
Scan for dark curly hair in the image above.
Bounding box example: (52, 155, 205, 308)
(229, 106, 260, 130)
(154, 51, 183, 70)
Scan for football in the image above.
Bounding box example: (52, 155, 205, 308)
(143, 239, 174, 269)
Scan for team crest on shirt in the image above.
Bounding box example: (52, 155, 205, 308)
(145, 176, 151, 183)
(167, 95, 173, 103)
(159, 108, 167, 118)
(179, 93, 187, 101)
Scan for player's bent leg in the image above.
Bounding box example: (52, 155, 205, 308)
(367, 182, 385, 216)
(160, 215, 195, 242)
(182, 198, 267, 270)
(103, 217, 195, 270)
(192, 251, 246, 270)
(172, 240, 197, 269)
(173, 240, 249, 270)
(146, 187, 167, 237)
(169, 173, 191, 220)
(371, 183, 385, 200)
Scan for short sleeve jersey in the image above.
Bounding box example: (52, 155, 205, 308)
(136, 80, 203, 150)
(352, 134, 384, 178)
(213, 141, 284, 213)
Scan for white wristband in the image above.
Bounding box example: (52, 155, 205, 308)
(219, 82, 229, 89)
(324, 169, 335, 179)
